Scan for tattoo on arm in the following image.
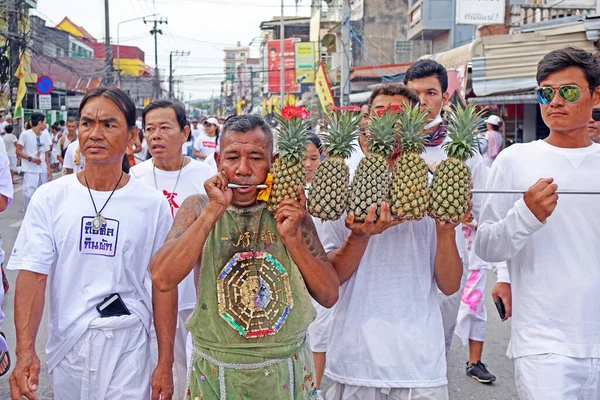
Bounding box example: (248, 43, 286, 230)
(166, 195, 209, 240)
(299, 216, 330, 264)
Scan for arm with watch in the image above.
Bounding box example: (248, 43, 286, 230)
(15, 144, 42, 166)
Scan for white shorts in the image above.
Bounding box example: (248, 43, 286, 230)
(454, 269, 487, 344)
(514, 354, 600, 400)
(7, 155, 17, 171)
(326, 382, 449, 400)
(307, 298, 334, 353)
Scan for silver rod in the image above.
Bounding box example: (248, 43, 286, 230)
(471, 189, 600, 195)
(227, 183, 268, 189)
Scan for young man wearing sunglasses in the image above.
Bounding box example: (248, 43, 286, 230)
(15, 112, 52, 213)
(476, 47, 600, 399)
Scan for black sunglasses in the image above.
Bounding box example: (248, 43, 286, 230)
(593, 109, 600, 122)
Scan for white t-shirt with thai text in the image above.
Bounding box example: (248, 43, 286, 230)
(18, 129, 52, 173)
(193, 134, 219, 159)
(7, 174, 172, 373)
(475, 140, 600, 359)
(131, 158, 215, 312)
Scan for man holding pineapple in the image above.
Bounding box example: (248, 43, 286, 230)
(150, 115, 340, 400)
(476, 47, 600, 399)
(405, 60, 497, 384)
(321, 85, 464, 400)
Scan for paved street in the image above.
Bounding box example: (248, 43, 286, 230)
(0, 176, 518, 399)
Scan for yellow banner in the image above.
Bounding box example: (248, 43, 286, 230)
(315, 62, 335, 112)
(13, 55, 26, 120)
(261, 97, 267, 117)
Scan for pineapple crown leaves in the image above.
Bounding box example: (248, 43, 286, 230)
(397, 104, 430, 155)
(274, 106, 312, 163)
(443, 102, 485, 161)
(367, 107, 401, 158)
(321, 110, 362, 159)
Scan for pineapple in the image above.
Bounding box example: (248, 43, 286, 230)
(390, 104, 430, 220)
(308, 110, 361, 220)
(268, 106, 312, 214)
(348, 107, 399, 221)
(429, 102, 484, 224)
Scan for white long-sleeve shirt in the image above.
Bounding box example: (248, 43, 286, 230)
(475, 140, 600, 359)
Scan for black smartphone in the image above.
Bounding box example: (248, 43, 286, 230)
(96, 293, 131, 318)
(495, 296, 506, 320)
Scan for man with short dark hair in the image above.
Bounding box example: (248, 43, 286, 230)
(15, 112, 52, 213)
(150, 115, 339, 399)
(131, 100, 215, 400)
(321, 84, 463, 399)
(8, 88, 176, 400)
(588, 107, 600, 143)
(476, 47, 600, 399)
(404, 60, 497, 384)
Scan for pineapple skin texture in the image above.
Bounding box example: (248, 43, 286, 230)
(348, 153, 390, 221)
(268, 157, 306, 214)
(429, 157, 472, 224)
(308, 157, 350, 221)
(390, 152, 430, 220)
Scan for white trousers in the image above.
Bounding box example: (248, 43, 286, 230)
(438, 265, 468, 355)
(455, 269, 487, 345)
(307, 298, 334, 353)
(515, 354, 600, 400)
(326, 382, 449, 400)
(50, 319, 151, 400)
(150, 309, 192, 400)
(23, 172, 48, 213)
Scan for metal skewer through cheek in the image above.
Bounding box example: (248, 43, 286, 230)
(227, 183, 269, 189)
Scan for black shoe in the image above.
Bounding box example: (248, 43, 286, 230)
(466, 361, 496, 384)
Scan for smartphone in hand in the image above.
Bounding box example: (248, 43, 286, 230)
(495, 296, 506, 320)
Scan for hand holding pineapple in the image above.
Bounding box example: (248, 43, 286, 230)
(275, 186, 309, 244)
(345, 201, 403, 238)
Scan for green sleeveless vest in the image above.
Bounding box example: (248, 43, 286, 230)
(186, 202, 317, 400)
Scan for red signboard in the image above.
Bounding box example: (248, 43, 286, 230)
(267, 38, 301, 94)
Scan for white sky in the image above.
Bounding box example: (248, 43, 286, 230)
(34, 0, 311, 100)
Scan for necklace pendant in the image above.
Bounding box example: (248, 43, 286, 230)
(92, 214, 106, 232)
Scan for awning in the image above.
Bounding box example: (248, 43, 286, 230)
(472, 21, 594, 97)
(470, 90, 538, 105)
(349, 90, 372, 104)
(422, 41, 477, 70)
(350, 63, 412, 81)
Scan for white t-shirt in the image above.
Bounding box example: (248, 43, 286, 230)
(18, 129, 52, 173)
(321, 217, 446, 388)
(63, 140, 85, 173)
(7, 174, 172, 372)
(131, 158, 215, 312)
(476, 140, 600, 359)
(2, 133, 17, 157)
(193, 134, 219, 159)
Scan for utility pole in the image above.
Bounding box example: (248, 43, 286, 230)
(8, 0, 23, 134)
(280, 0, 285, 110)
(249, 66, 254, 111)
(169, 50, 190, 100)
(210, 89, 215, 115)
(340, 0, 352, 106)
(103, 0, 114, 86)
(144, 16, 168, 99)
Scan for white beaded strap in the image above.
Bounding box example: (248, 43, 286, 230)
(193, 347, 297, 399)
